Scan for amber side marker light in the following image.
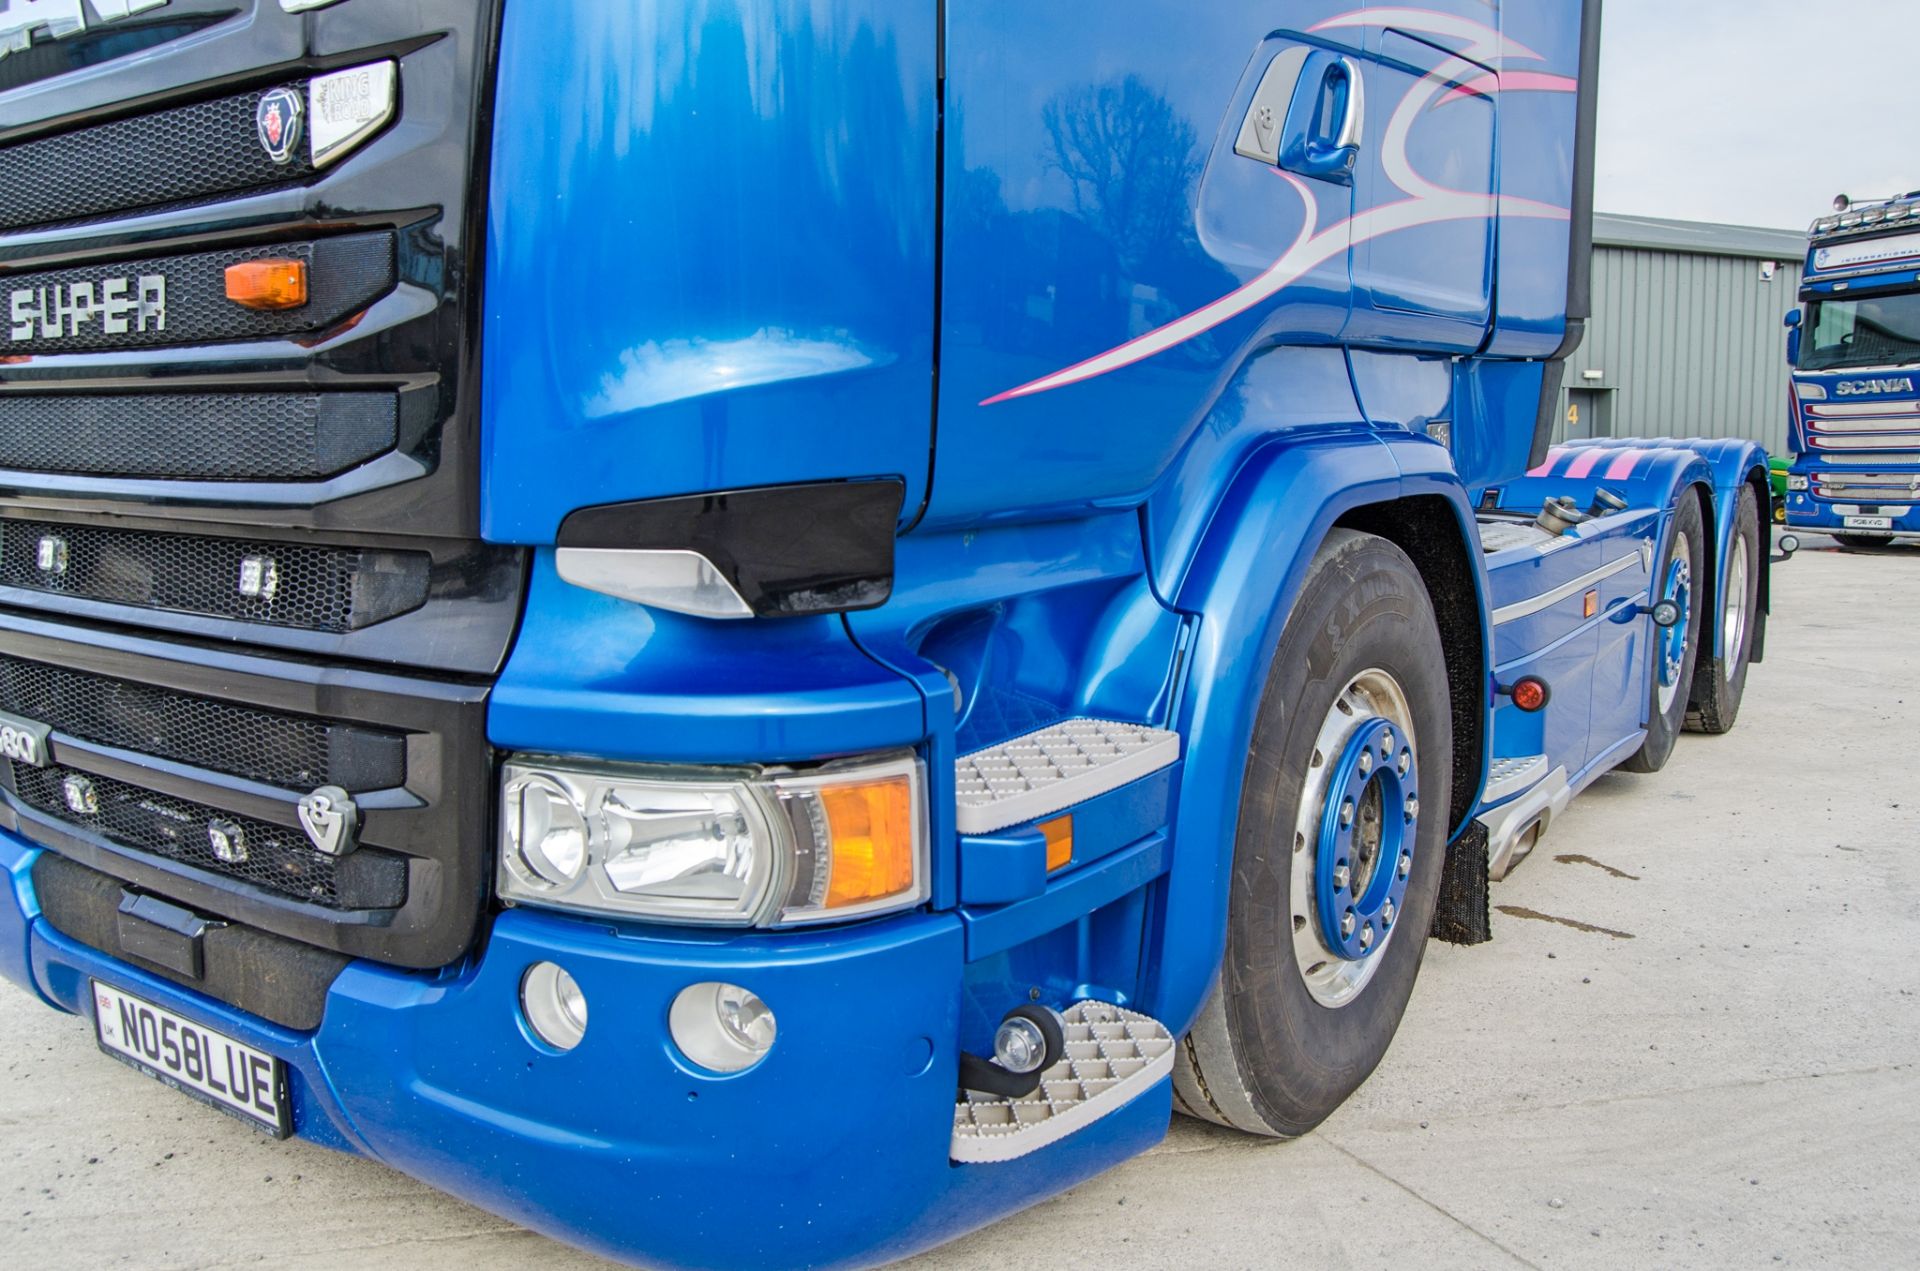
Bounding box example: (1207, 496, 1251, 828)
(224, 259, 309, 310)
(1040, 815, 1074, 871)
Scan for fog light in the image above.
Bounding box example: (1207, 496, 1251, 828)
(670, 981, 776, 1073)
(521, 962, 587, 1051)
(502, 772, 590, 889)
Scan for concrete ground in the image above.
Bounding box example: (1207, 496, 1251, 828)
(1, 536, 1915, 1270)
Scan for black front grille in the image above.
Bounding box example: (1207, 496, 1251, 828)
(0, 518, 430, 631)
(0, 654, 406, 791)
(0, 390, 399, 481)
(9, 762, 408, 910)
(0, 82, 316, 234)
(0, 232, 393, 355)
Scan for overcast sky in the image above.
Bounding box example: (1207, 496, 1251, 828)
(1596, 0, 1920, 230)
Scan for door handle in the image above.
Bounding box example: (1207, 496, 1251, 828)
(1277, 51, 1364, 184)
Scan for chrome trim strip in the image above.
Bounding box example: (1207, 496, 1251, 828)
(1491, 553, 1644, 626)
(554, 547, 754, 619)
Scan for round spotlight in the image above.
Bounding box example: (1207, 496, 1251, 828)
(521, 961, 588, 1051)
(670, 982, 777, 1074)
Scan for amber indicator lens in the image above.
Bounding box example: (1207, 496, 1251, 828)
(224, 259, 309, 310)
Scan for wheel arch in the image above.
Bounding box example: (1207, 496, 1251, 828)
(1146, 431, 1489, 1036)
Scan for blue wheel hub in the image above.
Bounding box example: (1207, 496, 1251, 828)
(1659, 555, 1693, 689)
(1314, 716, 1418, 963)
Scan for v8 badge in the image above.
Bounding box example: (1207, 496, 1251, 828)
(256, 86, 305, 165)
(297, 785, 359, 857)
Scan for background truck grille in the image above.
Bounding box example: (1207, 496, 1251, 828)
(8, 762, 408, 911)
(0, 518, 430, 631)
(0, 390, 399, 481)
(1812, 472, 1920, 502)
(0, 654, 406, 791)
(0, 233, 393, 354)
(0, 82, 316, 234)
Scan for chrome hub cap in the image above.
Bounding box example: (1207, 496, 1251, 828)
(1290, 670, 1418, 1009)
(1722, 534, 1750, 676)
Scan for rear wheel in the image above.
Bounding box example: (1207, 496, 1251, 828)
(1622, 494, 1705, 773)
(1687, 486, 1760, 734)
(1173, 530, 1451, 1137)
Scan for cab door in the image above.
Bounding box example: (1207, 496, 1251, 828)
(1341, 21, 1498, 350)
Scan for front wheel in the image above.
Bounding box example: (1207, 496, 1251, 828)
(1173, 530, 1452, 1137)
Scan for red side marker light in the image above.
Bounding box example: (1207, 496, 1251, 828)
(1509, 677, 1550, 713)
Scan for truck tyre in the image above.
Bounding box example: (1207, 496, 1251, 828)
(1622, 493, 1705, 773)
(1172, 529, 1451, 1137)
(1687, 486, 1760, 734)
(1833, 533, 1888, 552)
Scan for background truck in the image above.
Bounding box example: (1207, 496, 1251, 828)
(0, 2, 1770, 1267)
(1785, 191, 1920, 547)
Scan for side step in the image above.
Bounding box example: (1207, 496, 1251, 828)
(1480, 761, 1572, 880)
(954, 719, 1180, 835)
(951, 1002, 1175, 1164)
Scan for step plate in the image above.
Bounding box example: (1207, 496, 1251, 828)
(951, 1001, 1175, 1164)
(954, 719, 1179, 835)
(1483, 754, 1548, 805)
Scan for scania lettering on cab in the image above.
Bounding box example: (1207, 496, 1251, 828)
(0, 2, 1772, 1267)
(1786, 191, 1920, 546)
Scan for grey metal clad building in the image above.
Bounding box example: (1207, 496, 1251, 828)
(1554, 213, 1808, 455)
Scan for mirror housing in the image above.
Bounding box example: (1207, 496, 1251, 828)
(1785, 309, 1803, 365)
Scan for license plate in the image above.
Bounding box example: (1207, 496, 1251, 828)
(1845, 516, 1893, 530)
(91, 981, 289, 1137)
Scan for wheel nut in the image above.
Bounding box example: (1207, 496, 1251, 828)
(1397, 751, 1411, 776)
(1333, 865, 1351, 890)
(1340, 799, 1355, 828)
(1405, 795, 1419, 821)
(1359, 924, 1374, 949)
(1381, 731, 1394, 754)
(1340, 912, 1356, 937)
(1358, 751, 1373, 776)
(1398, 853, 1411, 879)
(1383, 900, 1396, 926)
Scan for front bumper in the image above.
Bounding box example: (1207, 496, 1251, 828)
(1785, 491, 1920, 538)
(0, 830, 1167, 1269)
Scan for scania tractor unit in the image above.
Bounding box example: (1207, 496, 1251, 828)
(1785, 192, 1920, 547)
(0, 2, 1772, 1267)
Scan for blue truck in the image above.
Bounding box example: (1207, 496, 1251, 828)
(0, 2, 1772, 1267)
(1786, 191, 1920, 547)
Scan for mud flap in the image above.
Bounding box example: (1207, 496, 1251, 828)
(1429, 822, 1491, 946)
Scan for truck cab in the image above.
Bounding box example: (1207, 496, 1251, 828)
(1785, 194, 1920, 546)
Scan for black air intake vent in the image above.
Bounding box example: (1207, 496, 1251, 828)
(0, 390, 400, 481)
(0, 82, 317, 234)
(8, 762, 408, 911)
(0, 518, 430, 632)
(0, 654, 406, 792)
(0, 233, 393, 355)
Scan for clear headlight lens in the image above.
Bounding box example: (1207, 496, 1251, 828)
(496, 752, 926, 926)
(1794, 381, 1827, 401)
(1788, 475, 1811, 491)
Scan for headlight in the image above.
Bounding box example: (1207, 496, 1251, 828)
(496, 752, 926, 926)
(1794, 382, 1827, 401)
(1788, 475, 1811, 491)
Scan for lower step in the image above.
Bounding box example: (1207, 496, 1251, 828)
(951, 1001, 1175, 1164)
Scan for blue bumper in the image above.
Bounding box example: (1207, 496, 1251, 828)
(0, 828, 1167, 1269)
(1786, 493, 1920, 537)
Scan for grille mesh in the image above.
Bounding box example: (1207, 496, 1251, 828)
(9, 762, 407, 910)
(0, 391, 397, 481)
(0, 654, 405, 791)
(0, 83, 316, 234)
(0, 518, 430, 632)
(0, 233, 393, 355)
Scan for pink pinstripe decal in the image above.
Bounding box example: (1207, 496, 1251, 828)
(1603, 450, 1644, 481)
(1526, 445, 1568, 477)
(1562, 449, 1605, 480)
(981, 8, 1577, 406)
